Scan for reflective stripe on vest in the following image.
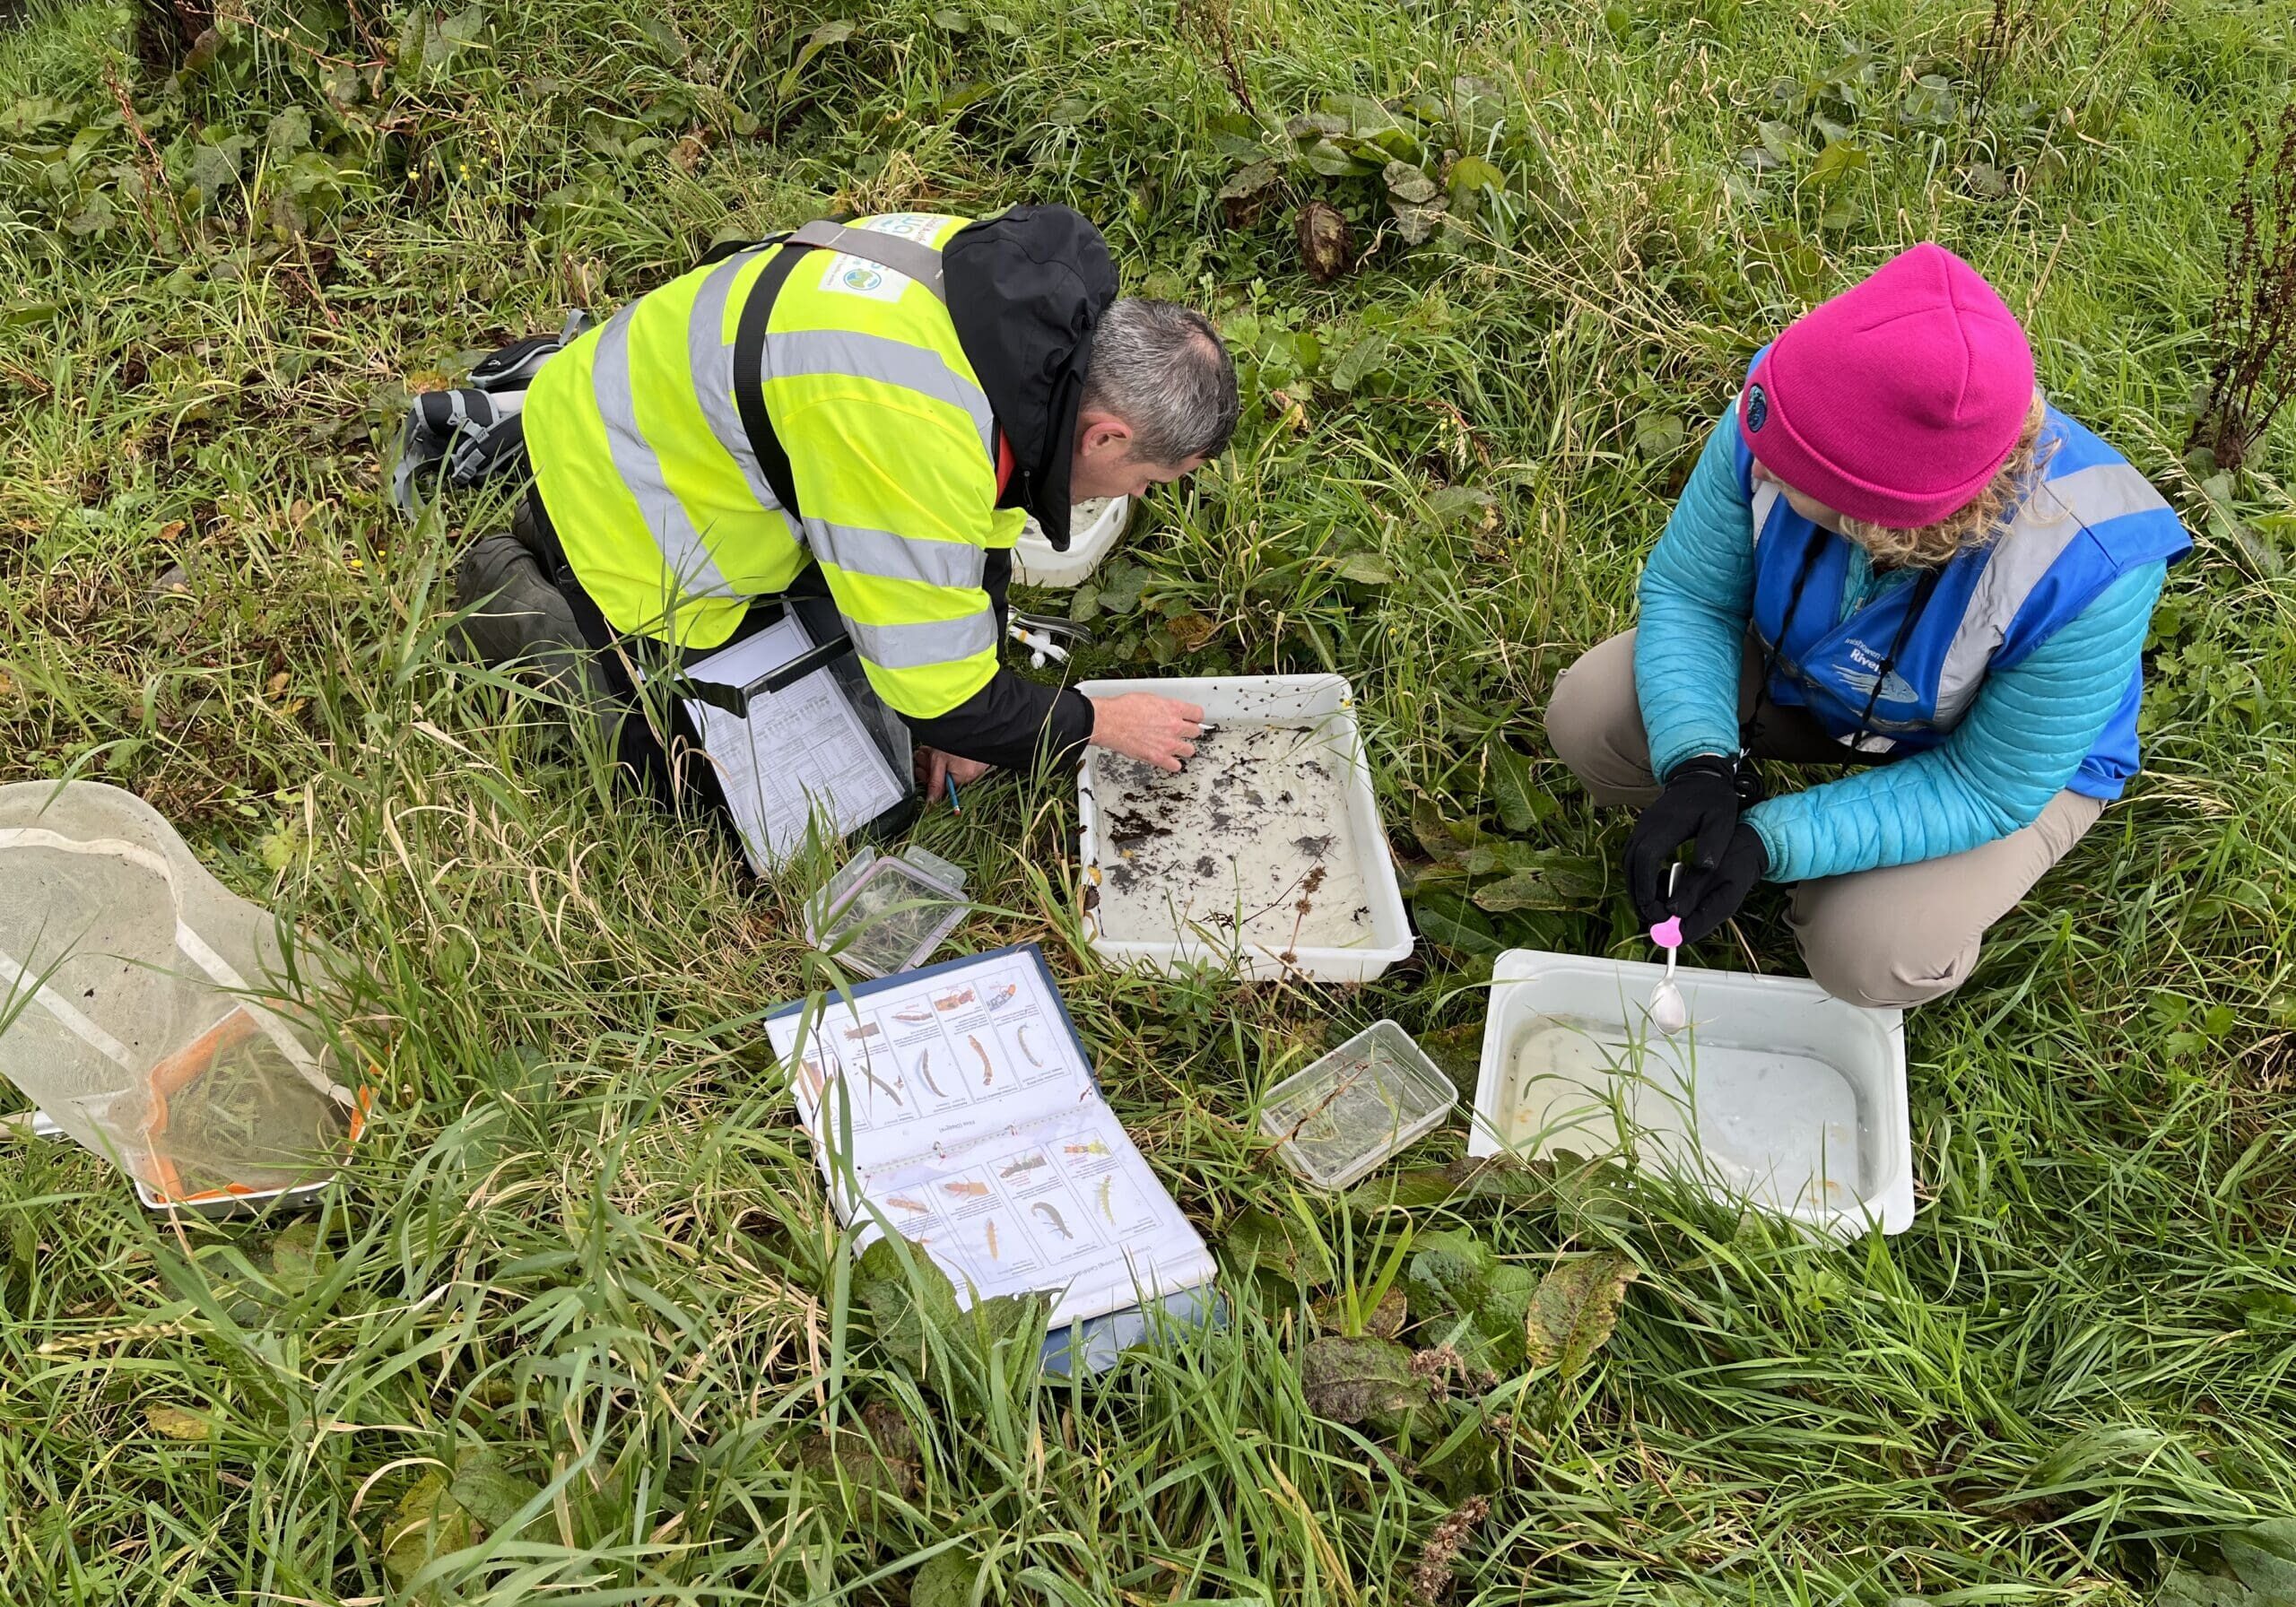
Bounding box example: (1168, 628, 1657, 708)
(1931, 459, 2170, 723)
(1732, 393, 2191, 795)
(687, 252, 796, 526)
(591, 303, 743, 601)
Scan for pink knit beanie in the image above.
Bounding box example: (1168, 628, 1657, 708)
(1738, 243, 2036, 529)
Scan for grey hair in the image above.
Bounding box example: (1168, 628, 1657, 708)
(1080, 298, 1240, 465)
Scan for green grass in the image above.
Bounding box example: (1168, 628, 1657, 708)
(4, 0, 2295, 1602)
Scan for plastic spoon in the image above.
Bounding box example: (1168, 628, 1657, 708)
(1648, 864, 1688, 1034)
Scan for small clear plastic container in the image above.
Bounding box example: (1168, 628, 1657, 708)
(1259, 1020, 1457, 1189)
(804, 846, 973, 979)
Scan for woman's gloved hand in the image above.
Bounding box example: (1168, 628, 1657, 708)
(1625, 754, 1743, 928)
(1672, 823, 1769, 943)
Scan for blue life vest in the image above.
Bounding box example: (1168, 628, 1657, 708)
(1731, 382, 2190, 800)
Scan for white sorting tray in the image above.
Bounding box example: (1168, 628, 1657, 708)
(1468, 950, 1914, 1236)
(1075, 673, 1413, 983)
(1013, 496, 1131, 587)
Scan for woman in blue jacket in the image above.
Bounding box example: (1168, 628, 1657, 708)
(1544, 244, 2188, 1008)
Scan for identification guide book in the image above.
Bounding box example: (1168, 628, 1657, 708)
(765, 943, 1215, 1337)
(676, 613, 906, 876)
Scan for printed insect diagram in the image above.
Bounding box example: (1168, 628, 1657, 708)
(766, 943, 1213, 1331)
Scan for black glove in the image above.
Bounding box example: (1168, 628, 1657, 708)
(1625, 755, 1742, 927)
(1672, 823, 1768, 943)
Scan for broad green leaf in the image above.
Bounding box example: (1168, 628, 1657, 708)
(265, 107, 313, 155)
(380, 1469, 482, 1587)
(1755, 119, 1799, 165)
(0, 95, 79, 139)
(1411, 795, 1465, 861)
(1404, 1229, 1533, 1373)
(2157, 1569, 2258, 1607)
(2225, 1518, 2296, 1602)
(1302, 137, 1377, 178)
(1809, 139, 1870, 186)
(780, 19, 857, 98)
(146, 1403, 211, 1440)
(1330, 330, 1391, 392)
(1226, 1207, 1335, 1287)
(1411, 890, 1503, 956)
(912, 1551, 981, 1607)
(1383, 161, 1439, 204)
(448, 1452, 542, 1530)
(1447, 155, 1506, 196)
(1403, 1227, 1495, 1313)
(1632, 413, 1686, 458)
(966, 1290, 1047, 1351)
(1218, 160, 1280, 201)
(930, 6, 970, 30)
(1323, 93, 1396, 138)
(1334, 550, 1396, 586)
(1486, 742, 1540, 833)
(1471, 856, 1603, 913)
(1900, 74, 1956, 125)
(1298, 1334, 1430, 1429)
(1388, 198, 1446, 245)
(186, 137, 252, 207)
(797, 1402, 922, 1519)
(855, 1235, 963, 1366)
(1096, 560, 1149, 615)
(269, 1220, 332, 1293)
(1525, 1250, 1639, 1376)
(439, 4, 487, 47)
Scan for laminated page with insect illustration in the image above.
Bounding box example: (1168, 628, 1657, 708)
(764, 942, 1214, 1327)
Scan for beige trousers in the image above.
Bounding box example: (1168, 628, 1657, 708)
(1544, 630, 2106, 1010)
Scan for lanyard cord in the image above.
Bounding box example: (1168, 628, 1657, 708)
(1746, 537, 1944, 755)
(1743, 536, 1829, 759)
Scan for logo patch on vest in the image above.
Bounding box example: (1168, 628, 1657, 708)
(820, 254, 908, 302)
(1744, 384, 1770, 432)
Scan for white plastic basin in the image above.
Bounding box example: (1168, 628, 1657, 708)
(1014, 496, 1131, 587)
(1075, 673, 1413, 983)
(1468, 949, 1913, 1235)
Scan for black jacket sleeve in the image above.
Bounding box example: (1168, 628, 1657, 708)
(899, 546, 1093, 772)
(904, 672, 1095, 773)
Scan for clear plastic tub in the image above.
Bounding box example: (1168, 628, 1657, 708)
(1468, 950, 1913, 1236)
(804, 846, 973, 979)
(1013, 496, 1132, 587)
(1074, 673, 1413, 983)
(1261, 1021, 1456, 1188)
(22, 1109, 344, 1220)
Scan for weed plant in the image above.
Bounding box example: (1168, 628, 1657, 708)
(2, 0, 2294, 1603)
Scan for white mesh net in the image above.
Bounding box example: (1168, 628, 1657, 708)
(0, 780, 358, 1202)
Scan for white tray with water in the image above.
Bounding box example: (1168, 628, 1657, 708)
(1468, 950, 1913, 1236)
(1075, 673, 1413, 983)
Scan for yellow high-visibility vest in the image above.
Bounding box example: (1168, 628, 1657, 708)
(521, 213, 1023, 720)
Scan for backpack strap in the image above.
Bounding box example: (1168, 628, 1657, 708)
(730, 239, 809, 524)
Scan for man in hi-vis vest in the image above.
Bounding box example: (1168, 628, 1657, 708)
(455, 204, 1236, 804)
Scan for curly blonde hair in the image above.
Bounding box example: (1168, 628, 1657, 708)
(1839, 392, 2054, 568)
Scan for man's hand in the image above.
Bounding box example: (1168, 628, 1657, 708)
(917, 747, 995, 804)
(1088, 691, 1205, 774)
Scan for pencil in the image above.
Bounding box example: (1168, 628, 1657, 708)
(945, 772, 961, 812)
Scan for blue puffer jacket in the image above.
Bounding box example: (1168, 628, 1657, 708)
(1632, 407, 2173, 885)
